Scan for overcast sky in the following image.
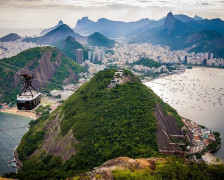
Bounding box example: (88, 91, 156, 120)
(0, 0, 224, 36)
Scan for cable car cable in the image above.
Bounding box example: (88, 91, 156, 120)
(0, 62, 62, 86)
(0, 61, 61, 84)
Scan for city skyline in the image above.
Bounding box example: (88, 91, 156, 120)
(0, 0, 224, 36)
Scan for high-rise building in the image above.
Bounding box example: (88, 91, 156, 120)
(88, 51, 91, 60)
(76, 49, 83, 64)
(92, 52, 95, 61)
(100, 51, 104, 60)
(184, 56, 188, 64)
(96, 52, 101, 61)
(202, 59, 207, 66)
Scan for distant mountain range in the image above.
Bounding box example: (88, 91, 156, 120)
(74, 16, 151, 38)
(0, 33, 21, 42)
(131, 12, 224, 58)
(4, 12, 224, 58)
(23, 23, 115, 49)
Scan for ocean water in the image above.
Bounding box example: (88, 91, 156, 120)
(145, 67, 224, 160)
(0, 112, 31, 176)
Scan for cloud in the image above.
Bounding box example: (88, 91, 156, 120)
(1, 0, 224, 9)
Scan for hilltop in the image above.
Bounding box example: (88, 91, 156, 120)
(40, 20, 64, 35)
(24, 24, 84, 45)
(9, 69, 184, 179)
(0, 33, 21, 42)
(87, 32, 116, 48)
(0, 46, 84, 104)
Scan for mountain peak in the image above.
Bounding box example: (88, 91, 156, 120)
(97, 18, 110, 23)
(58, 20, 63, 25)
(193, 15, 203, 20)
(40, 20, 64, 35)
(164, 12, 176, 30)
(167, 11, 174, 18)
(81, 16, 89, 20)
(74, 17, 94, 33)
(88, 32, 115, 48)
(163, 11, 187, 35)
(0, 33, 21, 42)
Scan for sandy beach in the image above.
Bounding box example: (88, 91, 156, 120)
(0, 107, 37, 119)
(202, 152, 223, 164)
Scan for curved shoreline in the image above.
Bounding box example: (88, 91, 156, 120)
(0, 107, 37, 120)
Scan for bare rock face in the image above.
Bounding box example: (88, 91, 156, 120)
(12, 50, 62, 91)
(32, 110, 77, 162)
(31, 51, 62, 90)
(120, 73, 141, 84)
(76, 157, 164, 180)
(156, 104, 184, 153)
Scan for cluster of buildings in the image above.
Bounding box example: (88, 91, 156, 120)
(107, 69, 124, 88)
(87, 49, 104, 62)
(183, 118, 216, 154)
(132, 64, 168, 74)
(0, 40, 38, 59)
(99, 43, 224, 67)
(75, 42, 223, 76)
(49, 72, 92, 101)
(0, 103, 11, 109)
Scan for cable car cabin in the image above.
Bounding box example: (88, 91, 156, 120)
(17, 91, 41, 110)
(17, 73, 41, 110)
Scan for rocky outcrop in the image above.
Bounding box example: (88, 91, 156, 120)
(14, 149, 23, 172)
(76, 157, 164, 180)
(156, 104, 184, 152)
(120, 73, 141, 84)
(13, 50, 62, 90)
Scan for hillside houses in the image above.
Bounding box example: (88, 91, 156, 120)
(107, 69, 124, 88)
(182, 118, 216, 154)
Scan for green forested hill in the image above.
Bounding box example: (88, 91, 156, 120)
(53, 36, 89, 61)
(131, 58, 161, 68)
(10, 69, 183, 179)
(0, 46, 84, 104)
(87, 32, 116, 48)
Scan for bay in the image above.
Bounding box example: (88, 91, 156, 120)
(0, 112, 31, 176)
(145, 67, 224, 160)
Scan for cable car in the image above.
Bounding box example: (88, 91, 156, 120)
(17, 73, 41, 110)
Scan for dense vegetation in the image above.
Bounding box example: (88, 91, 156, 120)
(186, 30, 224, 58)
(112, 156, 224, 180)
(88, 32, 116, 48)
(53, 36, 89, 61)
(44, 56, 84, 92)
(188, 41, 224, 59)
(8, 69, 185, 179)
(0, 46, 84, 104)
(131, 59, 161, 68)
